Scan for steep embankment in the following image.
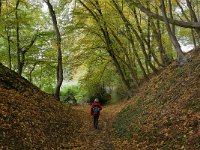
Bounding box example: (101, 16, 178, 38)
(113, 50, 200, 149)
(0, 64, 82, 149)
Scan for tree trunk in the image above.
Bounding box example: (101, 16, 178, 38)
(168, 0, 175, 35)
(112, 0, 158, 74)
(176, 0, 198, 49)
(151, 20, 171, 65)
(45, 0, 63, 100)
(131, 37, 148, 79)
(186, 0, 200, 40)
(191, 29, 197, 49)
(15, 0, 38, 76)
(15, 0, 22, 75)
(29, 62, 37, 82)
(109, 27, 139, 86)
(0, 0, 2, 15)
(112, 0, 149, 81)
(197, 0, 200, 21)
(6, 27, 12, 69)
(160, 0, 187, 66)
(107, 46, 132, 97)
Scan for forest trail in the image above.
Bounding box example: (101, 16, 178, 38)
(1, 51, 199, 149)
(60, 102, 130, 150)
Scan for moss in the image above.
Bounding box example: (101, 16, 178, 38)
(113, 99, 145, 139)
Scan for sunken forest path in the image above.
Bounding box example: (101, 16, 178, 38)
(60, 102, 130, 150)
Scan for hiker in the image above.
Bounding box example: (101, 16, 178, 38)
(91, 98, 102, 129)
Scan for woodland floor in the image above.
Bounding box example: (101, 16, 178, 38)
(60, 103, 131, 150)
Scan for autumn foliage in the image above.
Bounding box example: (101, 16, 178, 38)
(0, 50, 200, 150)
(0, 64, 82, 149)
(113, 50, 200, 149)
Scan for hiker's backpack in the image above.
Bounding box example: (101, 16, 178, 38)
(93, 106, 100, 115)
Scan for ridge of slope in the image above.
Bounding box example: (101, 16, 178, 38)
(113, 50, 200, 149)
(0, 64, 82, 149)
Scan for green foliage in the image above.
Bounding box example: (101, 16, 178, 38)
(113, 99, 145, 138)
(60, 85, 88, 103)
(79, 79, 111, 105)
(0, 0, 198, 103)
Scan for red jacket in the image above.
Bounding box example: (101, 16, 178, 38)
(91, 101, 102, 116)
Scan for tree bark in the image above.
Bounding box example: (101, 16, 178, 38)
(176, 0, 198, 49)
(29, 62, 38, 82)
(6, 27, 12, 69)
(19, 35, 38, 76)
(186, 0, 200, 39)
(133, 6, 162, 67)
(15, 0, 22, 75)
(109, 27, 139, 85)
(0, 0, 2, 15)
(197, 0, 200, 21)
(168, 0, 175, 35)
(45, 0, 64, 100)
(151, 20, 171, 65)
(160, 0, 187, 65)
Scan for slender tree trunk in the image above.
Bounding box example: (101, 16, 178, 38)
(132, 27, 158, 73)
(131, 37, 148, 79)
(6, 27, 12, 69)
(29, 62, 37, 82)
(175, 0, 197, 49)
(191, 29, 197, 49)
(112, 0, 158, 74)
(0, 0, 2, 15)
(197, 0, 200, 21)
(39, 65, 43, 89)
(107, 46, 132, 97)
(45, 0, 63, 100)
(5, 1, 11, 69)
(15, 0, 22, 75)
(186, 0, 199, 22)
(186, 0, 200, 40)
(151, 20, 171, 65)
(103, 25, 132, 97)
(112, 0, 149, 80)
(168, 0, 175, 35)
(160, 0, 187, 65)
(15, 0, 38, 76)
(109, 27, 139, 86)
(146, 6, 163, 67)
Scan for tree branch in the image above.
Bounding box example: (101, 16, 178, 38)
(125, 0, 200, 29)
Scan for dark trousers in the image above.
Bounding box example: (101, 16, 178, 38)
(93, 115, 99, 129)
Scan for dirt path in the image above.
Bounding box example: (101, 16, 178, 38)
(60, 102, 130, 150)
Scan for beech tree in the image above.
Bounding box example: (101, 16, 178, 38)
(77, 0, 137, 97)
(15, 0, 39, 75)
(125, 0, 199, 64)
(44, 0, 63, 100)
(160, 0, 187, 65)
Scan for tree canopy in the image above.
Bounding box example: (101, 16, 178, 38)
(0, 0, 199, 101)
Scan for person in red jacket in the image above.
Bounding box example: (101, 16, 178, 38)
(91, 98, 102, 129)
